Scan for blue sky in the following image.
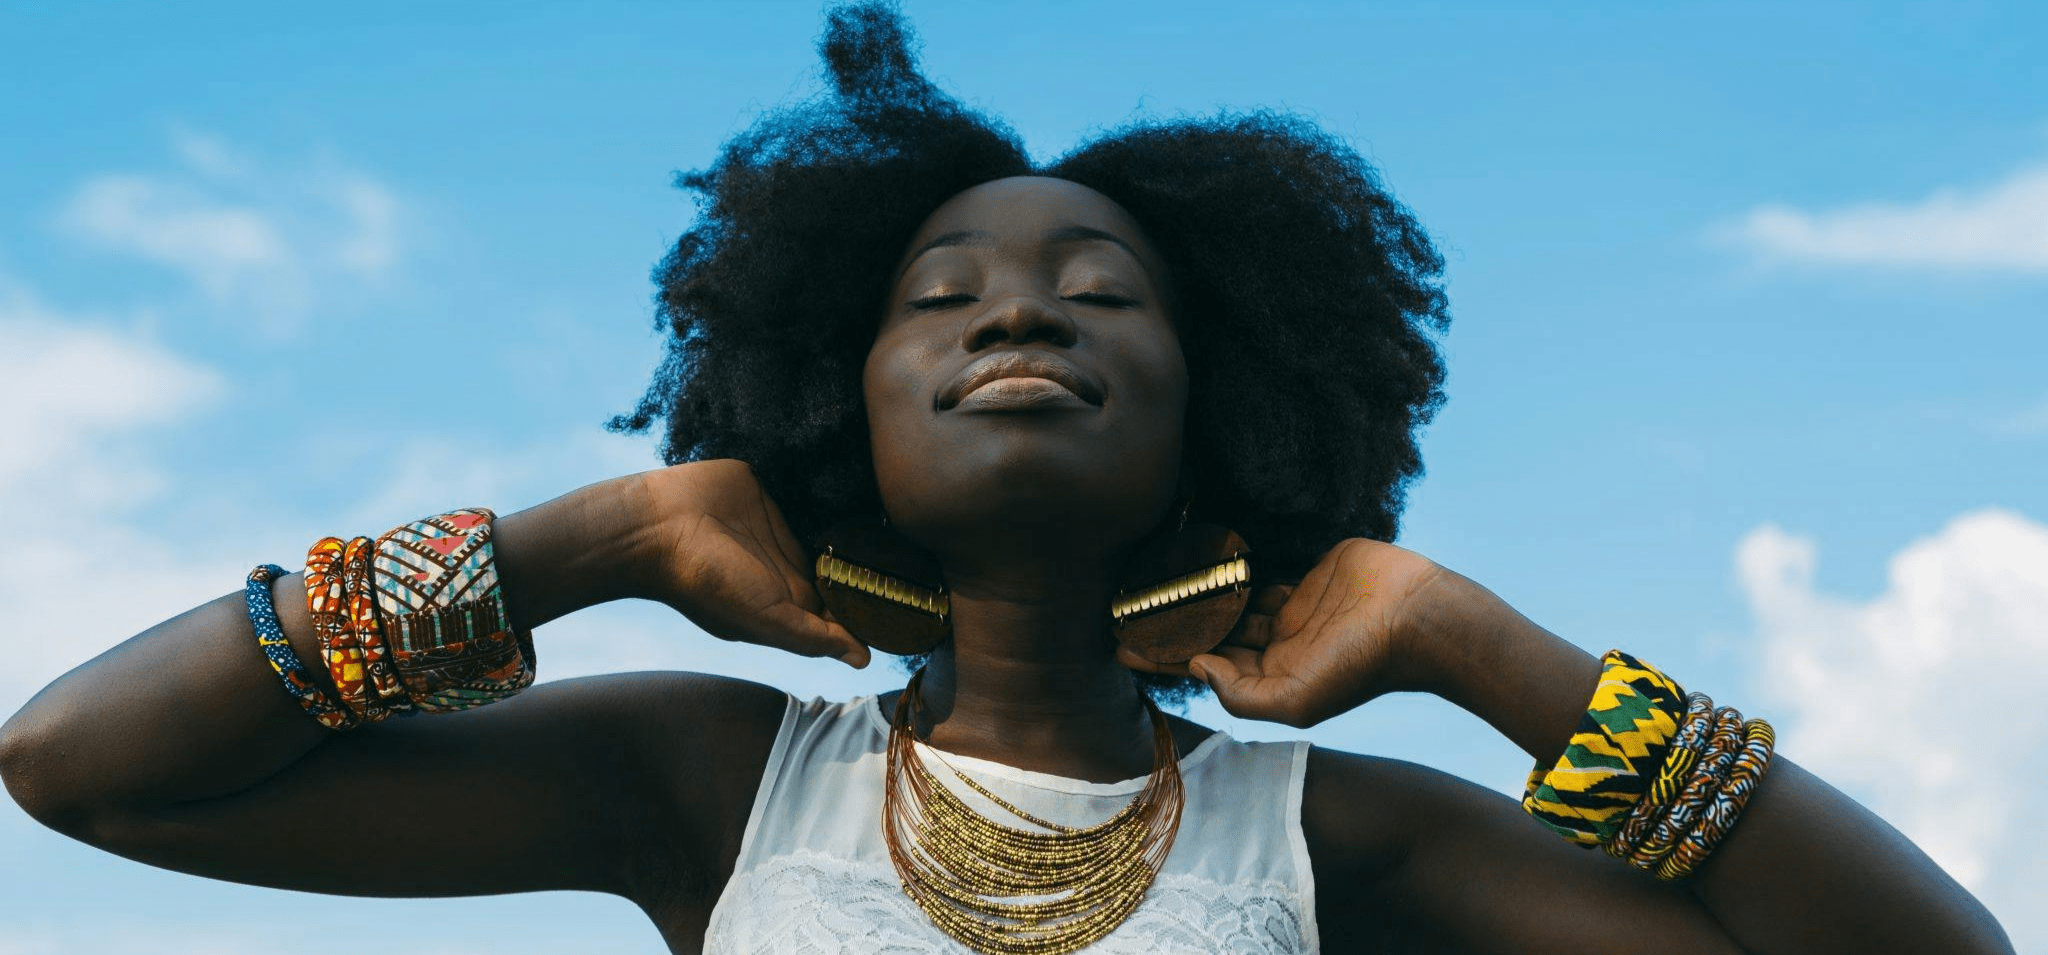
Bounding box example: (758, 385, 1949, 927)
(2, 1, 2045, 951)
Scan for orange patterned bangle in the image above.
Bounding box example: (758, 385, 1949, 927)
(305, 537, 375, 720)
(342, 535, 409, 717)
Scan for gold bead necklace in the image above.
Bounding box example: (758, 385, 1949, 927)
(883, 669, 1186, 955)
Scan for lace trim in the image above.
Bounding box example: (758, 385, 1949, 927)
(704, 848, 1311, 955)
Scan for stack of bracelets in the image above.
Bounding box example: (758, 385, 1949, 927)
(1521, 649, 1776, 880)
(243, 508, 536, 729)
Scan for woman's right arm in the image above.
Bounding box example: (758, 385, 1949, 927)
(0, 460, 865, 908)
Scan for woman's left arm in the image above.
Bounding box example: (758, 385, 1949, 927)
(1133, 538, 2014, 955)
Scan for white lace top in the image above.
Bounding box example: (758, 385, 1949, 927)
(703, 695, 1320, 954)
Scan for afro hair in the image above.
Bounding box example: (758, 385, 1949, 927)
(611, 2, 1450, 689)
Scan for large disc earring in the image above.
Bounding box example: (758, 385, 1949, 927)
(814, 516, 951, 656)
(1111, 509, 1251, 665)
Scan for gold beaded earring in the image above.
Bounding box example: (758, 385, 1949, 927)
(1110, 503, 1252, 665)
(815, 506, 1251, 663)
(814, 515, 950, 656)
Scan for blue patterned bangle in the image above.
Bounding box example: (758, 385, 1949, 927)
(246, 563, 354, 730)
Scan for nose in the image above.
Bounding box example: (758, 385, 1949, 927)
(960, 294, 1078, 352)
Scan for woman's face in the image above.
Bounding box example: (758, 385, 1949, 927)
(865, 176, 1188, 563)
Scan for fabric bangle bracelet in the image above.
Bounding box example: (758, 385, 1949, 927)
(1625, 705, 1746, 872)
(245, 563, 354, 730)
(1656, 718, 1776, 880)
(1607, 691, 1716, 859)
(1521, 650, 1689, 847)
(341, 535, 409, 719)
(306, 536, 375, 720)
(342, 534, 406, 710)
(371, 508, 535, 713)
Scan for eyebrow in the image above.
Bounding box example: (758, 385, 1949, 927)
(900, 225, 1146, 272)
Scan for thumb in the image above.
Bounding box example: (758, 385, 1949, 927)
(1189, 649, 1298, 724)
(1188, 651, 1253, 706)
(752, 601, 871, 669)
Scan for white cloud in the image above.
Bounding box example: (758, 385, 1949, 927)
(0, 284, 240, 710)
(0, 284, 219, 491)
(57, 174, 286, 297)
(1724, 162, 2048, 271)
(1739, 511, 2048, 942)
(54, 131, 404, 323)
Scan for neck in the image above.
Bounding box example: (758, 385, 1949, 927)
(905, 548, 1161, 782)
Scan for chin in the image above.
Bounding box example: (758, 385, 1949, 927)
(891, 450, 1171, 552)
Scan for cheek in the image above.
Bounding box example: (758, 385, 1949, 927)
(862, 327, 942, 464)
(1113, 327, 1190, 423)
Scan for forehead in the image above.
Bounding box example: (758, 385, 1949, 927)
(895, 176, 1167, 277)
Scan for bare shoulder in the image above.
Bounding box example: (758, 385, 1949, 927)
(1300, 747, 1514, 953)
(593, 669, 792, 873)
(1301, 747, 1464, 879)
(497, 669, 792, 931)
(1300, 747, 1734, 955)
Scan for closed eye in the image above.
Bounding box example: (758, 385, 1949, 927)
(1064, 292, 1139, 308)
(909, 293, 977, 310)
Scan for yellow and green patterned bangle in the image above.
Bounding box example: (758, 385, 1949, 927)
(1521, 650, 1689, 848)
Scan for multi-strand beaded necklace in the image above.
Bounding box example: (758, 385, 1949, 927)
(883, 671, 1186, 954)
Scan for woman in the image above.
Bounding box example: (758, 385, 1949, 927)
(0, 6, 2013, 954)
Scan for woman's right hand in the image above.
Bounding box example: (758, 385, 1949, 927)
(634, 459, 869, 667)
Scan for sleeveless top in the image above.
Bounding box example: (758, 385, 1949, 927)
(703, 695, 1321, 954)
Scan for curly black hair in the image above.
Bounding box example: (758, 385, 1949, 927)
(612, 2, 1449, 679)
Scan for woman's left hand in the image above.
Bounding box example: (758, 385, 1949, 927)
(1120, 537, 1469, 727)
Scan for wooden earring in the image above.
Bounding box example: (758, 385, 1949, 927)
(1111, 516, 1252, 665)
(814, 516, 950, 656)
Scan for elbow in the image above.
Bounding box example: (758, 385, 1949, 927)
(0, 708, 103, 838)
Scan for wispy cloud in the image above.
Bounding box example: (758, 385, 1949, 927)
(0, 282, 242, 710)
(0, 282, 219, 494)
(53, 130, 404, 324)
(1738, 510, 2048, 942)
(1721, 162, 2048, 272)
(1986, 393, 2048, 437)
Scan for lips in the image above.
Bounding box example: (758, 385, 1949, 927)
(937, 351, 1104, 411)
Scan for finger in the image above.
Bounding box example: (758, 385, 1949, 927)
(1115, 644, 1193, 677)
(814, 608, 873, 668)
(754, 485, 826, 614)
(747, 601, 870, 668)
(1219, 610, 1275, 651)
(1251, 583, 1294, 616)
